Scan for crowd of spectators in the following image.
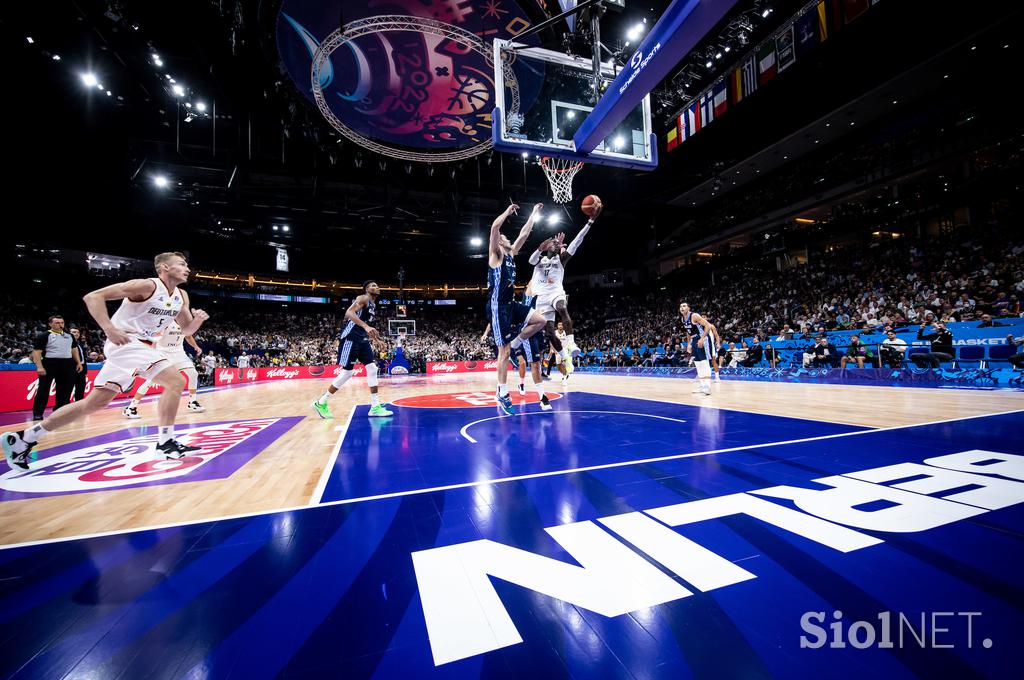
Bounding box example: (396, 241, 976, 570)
(2, 224, 1022, 372)
(569, 223, 1023, 367)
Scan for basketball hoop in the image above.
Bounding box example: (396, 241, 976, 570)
(539, 156, 583, 204)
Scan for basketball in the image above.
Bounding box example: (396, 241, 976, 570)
(581, 194, 601, 216)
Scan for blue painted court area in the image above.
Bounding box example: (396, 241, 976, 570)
(319, 392, 869, 503)
(1, 406, 1023, 678)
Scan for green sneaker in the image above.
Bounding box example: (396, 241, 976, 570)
(368, 405, 394, 417)
(312, 400, 333, 419)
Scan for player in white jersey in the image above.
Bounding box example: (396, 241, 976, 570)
(528, 200, 602, 366)
(122, 321, 205, 419)
(2, 252, 210, 470)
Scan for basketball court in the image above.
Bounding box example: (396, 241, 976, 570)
(2, 374, 1023, 677)
(4, 0, 1024, 676)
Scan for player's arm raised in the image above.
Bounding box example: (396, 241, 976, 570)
(489, 203, 519, 266)
(82, 278, 158, 345)
(511, 203, 543, 255)
(562, 205, 599, 264)
(346, 294, 380, 341)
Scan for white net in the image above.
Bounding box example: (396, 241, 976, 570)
(539, 156, 584, 203)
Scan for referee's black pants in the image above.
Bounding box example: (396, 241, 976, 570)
(33, 358, 75, 420)
(73, 366, 87, 402)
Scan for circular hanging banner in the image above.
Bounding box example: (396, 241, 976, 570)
(276, 0, 546, 162)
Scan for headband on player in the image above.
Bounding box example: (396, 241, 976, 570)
(362, 279, 377, 292)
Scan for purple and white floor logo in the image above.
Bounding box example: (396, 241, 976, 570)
(0, 417, 303, 500)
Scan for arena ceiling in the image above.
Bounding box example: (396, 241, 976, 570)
(5, 1, 1019, 283)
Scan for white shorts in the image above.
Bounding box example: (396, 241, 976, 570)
(94, 339, 173, 393)
(159, 347, 195, 372)
(535, 290, 568, 321)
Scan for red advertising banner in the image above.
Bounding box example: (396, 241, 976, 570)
(214, 364, 366, 386)
(426, 360, 500, 374)
(0, 370, 164, 413)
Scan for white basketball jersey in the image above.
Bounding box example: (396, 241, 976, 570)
(531, 254, 565, 296)
(156, 321, 185, 350)
(109, 278, 184, 341)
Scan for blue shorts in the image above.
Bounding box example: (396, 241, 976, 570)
(338, 337, 375, 370)
(486, 300, 532, 347)
(691, 335, 713, 362)
(512, 334, 542, 364)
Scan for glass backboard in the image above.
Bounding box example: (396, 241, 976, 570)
(492, 40, 657, 170)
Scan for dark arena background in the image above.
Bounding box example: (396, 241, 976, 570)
(2, 1, 1024, 677)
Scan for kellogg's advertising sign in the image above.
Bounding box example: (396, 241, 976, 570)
(426, 361, 500, 375)
(214, 365, 366, 386)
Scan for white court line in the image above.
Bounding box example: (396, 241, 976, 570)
(459, 410, 688, 444)
(308, 406, 356, 506)
(3, 406, 1024, 551)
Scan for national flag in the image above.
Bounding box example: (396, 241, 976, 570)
(687, 100, 701, 135)
(701, 92, 714, 125)
(741, 56, 757, 97)
(757, 42, 777, 84)
(730, 66, 743, 105)
(666, 126, 679, 151)
(816, 0, 831, 41)
(776, 24, 796, 72)
(844, 0, 870, 23)
(712, 82, 728, 117)
(678, 113, 687, 142)
(795, 10, 819, 57)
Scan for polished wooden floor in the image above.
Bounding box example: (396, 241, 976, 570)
(2, 373, 1023, 547)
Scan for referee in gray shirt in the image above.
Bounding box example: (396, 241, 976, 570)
(31, 315, 82, 420)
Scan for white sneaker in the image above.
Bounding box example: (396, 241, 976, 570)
(539, 395, 553, 411)
(123, 405, 140, 419)
(691, 385, 704, 393)
(187, 400, 205, 413)
(701, 387, 712, 396)
(518, 383, 526, 396)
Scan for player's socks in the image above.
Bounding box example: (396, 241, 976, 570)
(532, 379, 547, 401)
(371, 393, 381, 407)
(23, 424, 48, 444)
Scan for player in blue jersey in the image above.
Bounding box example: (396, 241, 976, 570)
(680, 302, 716, 396)
(486, 202, 548, 415)
(312, 280, 392, 418)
